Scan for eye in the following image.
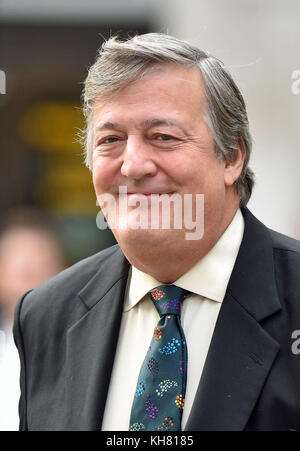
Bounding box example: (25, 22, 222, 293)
(103, 136, 119, 144)
(157, 134, 173, 141)
(96, 136, 121, 146)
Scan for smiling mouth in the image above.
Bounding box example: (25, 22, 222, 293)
(112, 187, 176, 197)
(127, 192, 169, 195)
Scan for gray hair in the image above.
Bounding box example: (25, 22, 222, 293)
(81, 33, 254, 206)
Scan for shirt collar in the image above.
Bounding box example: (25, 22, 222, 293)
(124, 208, 244, 311)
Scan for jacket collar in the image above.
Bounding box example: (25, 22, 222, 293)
(77, 245, 130, 310)
(226, 208, 281, 321)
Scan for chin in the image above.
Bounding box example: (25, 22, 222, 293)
(113, 227, 181, 249)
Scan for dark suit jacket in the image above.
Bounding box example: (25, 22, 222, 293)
(13, 208, 300, 431)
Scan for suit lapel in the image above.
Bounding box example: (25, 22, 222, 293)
(65, 247, 130, 431)
(184, 292, 280, 430)
(185, 208, 282, 431)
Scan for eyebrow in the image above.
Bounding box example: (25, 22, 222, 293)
(94, 121, 121, 133)
(94, 118, 188, 134)
(140, 118, 178, 128)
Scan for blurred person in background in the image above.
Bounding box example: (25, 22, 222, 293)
(13, 33, 300, 431)
(0, 207, 65, 430)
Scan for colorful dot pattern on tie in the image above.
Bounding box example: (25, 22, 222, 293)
(175, 394, 185, 409)
(155, 379, 178, 397)
(147, 357, 159, 376)
(154, 327, 162, 341)
(129, 284, 190, 431)
(135, 379, 147, 398)
(158, 337, 182, 355)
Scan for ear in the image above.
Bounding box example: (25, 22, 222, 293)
(223, 139, 245, 187)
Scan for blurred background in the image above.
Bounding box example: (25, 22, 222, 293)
(0, 0, 299, 430)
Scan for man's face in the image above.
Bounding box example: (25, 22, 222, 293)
(92, 64, 234, 252)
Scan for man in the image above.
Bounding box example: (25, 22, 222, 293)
(14, 33, 300, 431)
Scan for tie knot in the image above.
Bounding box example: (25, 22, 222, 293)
(148, 285, 190, 317)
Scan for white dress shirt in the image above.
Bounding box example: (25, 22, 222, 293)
(0, 323, 20, 431)
(101, 208, 244, 430)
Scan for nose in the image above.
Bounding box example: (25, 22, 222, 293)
(121, 135, 157, 180)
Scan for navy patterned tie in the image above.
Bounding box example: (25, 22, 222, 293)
(129, 285, 190, 431)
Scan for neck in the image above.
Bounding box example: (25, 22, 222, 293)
(123, 238, 216, 283)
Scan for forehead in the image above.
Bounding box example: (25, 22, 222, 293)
(92, 64, 206, 125)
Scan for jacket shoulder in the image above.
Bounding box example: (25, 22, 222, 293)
(268, 228, 300, 254)
(15, 244, 123, 325)
(268, 228, 300, 303)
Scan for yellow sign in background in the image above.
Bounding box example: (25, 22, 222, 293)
(20, 100, 96, 215)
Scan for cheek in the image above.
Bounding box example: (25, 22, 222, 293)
(92, 152, 123, 192)
(92, 162, 113, 195)
(186, 158, 226, 195)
